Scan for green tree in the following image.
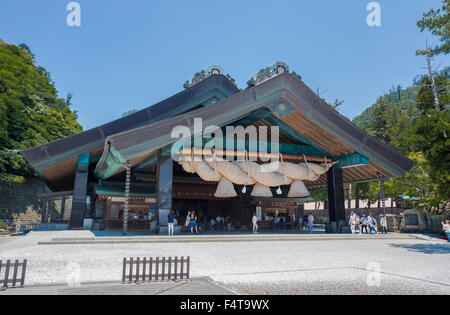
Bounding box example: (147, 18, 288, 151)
(355, 182, 379, 209)
(310, 189, 328, 210)
(384, 152, 448, 214)
(416, 0, 450, 56)
(0, 40, 82, 183)
(410, 73, 450, 200)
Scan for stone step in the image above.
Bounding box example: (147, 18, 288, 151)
(39, 233, 418, 245)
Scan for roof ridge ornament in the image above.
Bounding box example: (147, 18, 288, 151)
(247, 61, 293, 88)
(183, 65, 237, 89)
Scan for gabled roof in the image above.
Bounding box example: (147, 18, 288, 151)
(94, 73, 414, 181)
(21, 74, 240, 190)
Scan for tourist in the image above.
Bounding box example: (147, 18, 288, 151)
(167, 210, 176, 236)
(279, 215, 285, 230)
(380, 215, 388, 234)
(442, 220, 450, 242)
(226, 215, 232, 231)
(216, 215, 222, 231)
(185, 211, 191, 233)
(307, 213, 314, 234)
(210, 217, 216, 231)
(303, 214, 309, 231)
(252, 213, 259, 233)
(272, 215, 278, 231)
(286, 215, 291, 230)
(361, 215, 368, 234)
(297, 215, 303, 231)
(368, 214, 377, 234)
(349, 211, 357, 235)
(189, 211, 198, 235)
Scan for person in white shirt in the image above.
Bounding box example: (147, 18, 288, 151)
(184, 211, 191, 233)
(348, 211, 357, 234)
(380, 215, 388, 234)
(252, 213, 259, 233)
(307, 214, 314, 234)
(216, 215, 222, 230)
(297, 216, 303, 231)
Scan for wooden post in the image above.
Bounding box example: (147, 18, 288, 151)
(180, 256, 184, 280)
(168, 257, 172, 280)
(149, 257, 153, 281)
(380, 174, 387, 217)
(155, 257, 159, 281)
(162, 257, 166, 281)
(3, 260, 11, 289)
(20, 260, 27, 287)
(123, 160, 131, 236)
(142, 257, 147, 282)
(122, 258, 126, 283)
(186, 256, 190, 279)
(129, 257, 133, 283)
(327, 166, 346, 233)
(174, 257, 178, 280)
(12, 260, 19, 287)
(136, 257, 140, 283)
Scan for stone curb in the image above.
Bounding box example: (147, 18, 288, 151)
(38, 234, 418, 245)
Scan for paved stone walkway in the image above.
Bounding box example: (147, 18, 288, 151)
(0, 278, 235, 295)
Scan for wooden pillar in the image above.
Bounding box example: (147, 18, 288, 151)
(156, 150, 173, 228)
(327, 166, 346, 233)
(379, 174, 387, 217)
(123, 160, 131, 236)
(60, 196, 66, 221)
(70, 153, 90, 229)
(40, 199, 47, 224)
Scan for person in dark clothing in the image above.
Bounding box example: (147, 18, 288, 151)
(286, 215, 291, 230)
(167, 210, 176, 236)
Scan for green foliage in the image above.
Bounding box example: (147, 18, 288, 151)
(354, 182, 380, 208)
(309, 189, 328, 209)
(0, 221, 8, 230)
(384, 152, 448, 214)
(416, 0, 450, 56)
(353, 69, 449, 214)
(0, 40, 82, 183)
(409, 74, 450, 201)
(353, 85, 420, 154)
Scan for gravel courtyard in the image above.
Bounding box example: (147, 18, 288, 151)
(1, 233, 449, 295)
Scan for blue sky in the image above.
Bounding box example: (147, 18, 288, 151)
(0, 0, 448, 130)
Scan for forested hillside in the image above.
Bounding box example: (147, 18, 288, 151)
(0, 39, 82, 184)
(353, 67, 449, 154)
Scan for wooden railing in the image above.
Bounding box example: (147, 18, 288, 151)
(0, 259, 27, 290)
(122, 256, 190, 283)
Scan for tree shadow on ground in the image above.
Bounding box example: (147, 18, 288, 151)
(389, 243, 450, 255)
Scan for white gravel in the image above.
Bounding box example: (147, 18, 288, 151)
(1, 233, 449, 294)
